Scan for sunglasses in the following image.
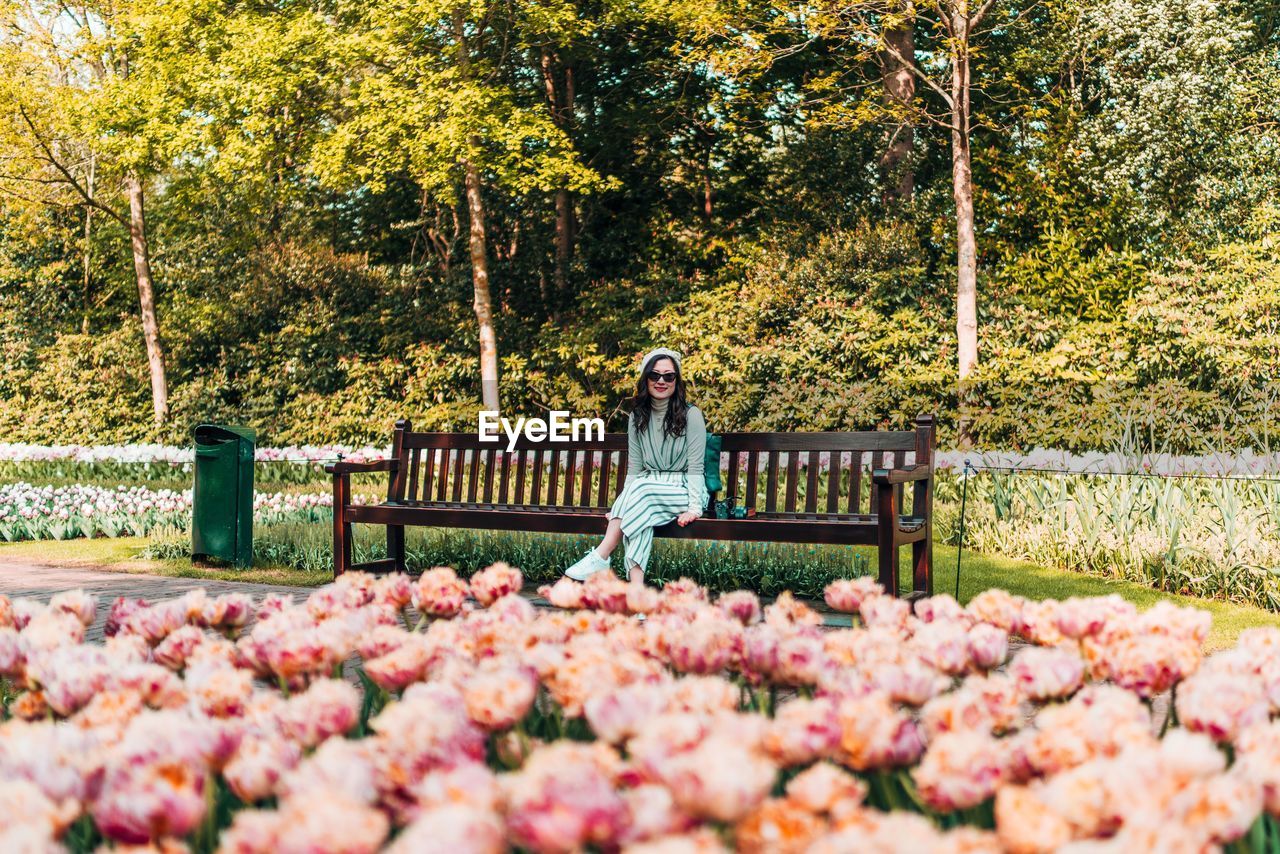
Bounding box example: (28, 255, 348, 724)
(647, 370, 678, 383)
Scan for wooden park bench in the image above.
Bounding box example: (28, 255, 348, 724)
(326, 414, 936, 598)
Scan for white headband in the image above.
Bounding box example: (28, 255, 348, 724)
(639, 347, 682, 376)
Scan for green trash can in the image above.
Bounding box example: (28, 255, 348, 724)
(192, 424, 256, 568)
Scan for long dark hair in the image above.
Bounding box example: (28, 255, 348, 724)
(631, 353, 690, 439)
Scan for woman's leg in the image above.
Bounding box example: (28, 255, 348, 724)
(622, 526, 655, 582)
(595, 516, 624, 558)
(617, 478, 687, 584)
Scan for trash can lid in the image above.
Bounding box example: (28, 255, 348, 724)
(194, 424, 257, 445)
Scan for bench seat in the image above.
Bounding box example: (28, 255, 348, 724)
(348, 503, 928, 543)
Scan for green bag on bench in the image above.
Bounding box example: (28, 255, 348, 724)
(704, 432, 723, 493)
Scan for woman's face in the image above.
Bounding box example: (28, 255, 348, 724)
(647, 358, 677, 401)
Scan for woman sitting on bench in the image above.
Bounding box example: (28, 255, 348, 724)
(564, 347, 707, 586)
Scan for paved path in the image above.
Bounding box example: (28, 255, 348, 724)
(0, 560, 306, 642)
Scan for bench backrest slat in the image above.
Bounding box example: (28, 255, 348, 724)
(436, 450, 448, 502)
(498, 450, 511, 504)
(892, 450, 906, 511)
(482, 449, 496, 502)
(579, 451, 594, 507)
(406, 448, 420, 502)
(426, 449, 439, 502)
(826, 451, 842, 513)
(615, 450, 628, 496)
(597, 452, 613, 506)
(804, 450, 820, 513)
(463, 449, 477, 502)
(745, 451, 759, 512)
(849, 455, 862, 514)
(513, 449, 527, 504)
(784, 452, 800, 512)
(547, 450, 560, 505)
(388, 421, 409, 503)
(725, 451, 740, 505)
(450, 451, 465, 502)
(531, 450, 545, 506)
(762, 453, 773, 514)
(561, 450, 576, 506)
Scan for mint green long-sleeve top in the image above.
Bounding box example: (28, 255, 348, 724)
(625, 396, 708, 515)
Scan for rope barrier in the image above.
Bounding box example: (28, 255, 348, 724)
(952, 463, 1280, 484)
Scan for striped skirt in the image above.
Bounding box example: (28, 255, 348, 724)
(606, 471, 695, 571)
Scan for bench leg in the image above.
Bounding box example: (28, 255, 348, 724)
(333, 474, 353, 577)
(913, 534, 933, 598)
(875, 482, 899, 596)
(387, 526, 406, 572)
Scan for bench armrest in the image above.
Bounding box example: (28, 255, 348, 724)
(325, 459, 399, 475)
(872, 464, 932, 485)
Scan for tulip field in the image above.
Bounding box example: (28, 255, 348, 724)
(4, 567, 1280, 851)
(0, 482, 352, 543)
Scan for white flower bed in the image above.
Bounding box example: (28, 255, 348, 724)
(0, 483, 344, 541)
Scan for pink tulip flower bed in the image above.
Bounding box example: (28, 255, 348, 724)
(3, 568, 1280, 852)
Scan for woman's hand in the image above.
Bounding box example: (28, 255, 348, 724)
(676, 511, 700, 527)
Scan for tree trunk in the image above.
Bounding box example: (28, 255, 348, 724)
(457, 12, 500, 413)
(464, 157, 500, 413)
(703, 168, 714, 222)
(126, 173, 169, 425)
(950, 15, 978, 446)
(554, 187, 574, 297)
(879, 2, 916, 206)
(542, 50, 576, 300)
(82, 155, 95, 335)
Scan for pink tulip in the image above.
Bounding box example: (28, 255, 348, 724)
(224, 735, 303, 803)
(373, 573, 415, 610)
(92, 758, 208, 844)
(965, 588, 1025, 632)
(412, 567, 470, 618)
(966, 623, 1009, 671)
(716, 590, 761, 625)
(463, 663, 537, 730)
(153, 625, 207, 671)
(504, 742, 629, 852)
(387, 804, 505, 854)
(470, 562, 523, 607)
(762, 697, 841, 766)
(104, 596, 149, 637)
(1009, 646, 1084, 702)
(913, 731, 1007, 812)
(280, 679, 360, 748)
(822, 577, 883, 614)
(48, 590, 96, 627)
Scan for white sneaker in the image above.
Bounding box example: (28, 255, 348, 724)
(565, 549, 610, 581)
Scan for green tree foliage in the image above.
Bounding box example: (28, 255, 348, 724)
(0, 0, 1276, 449)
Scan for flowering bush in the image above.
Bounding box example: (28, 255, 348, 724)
(3, 568, 1280, 852)
(0, 483, 363, 542)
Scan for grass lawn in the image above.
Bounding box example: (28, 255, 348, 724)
(1, 536, 1275, 651)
